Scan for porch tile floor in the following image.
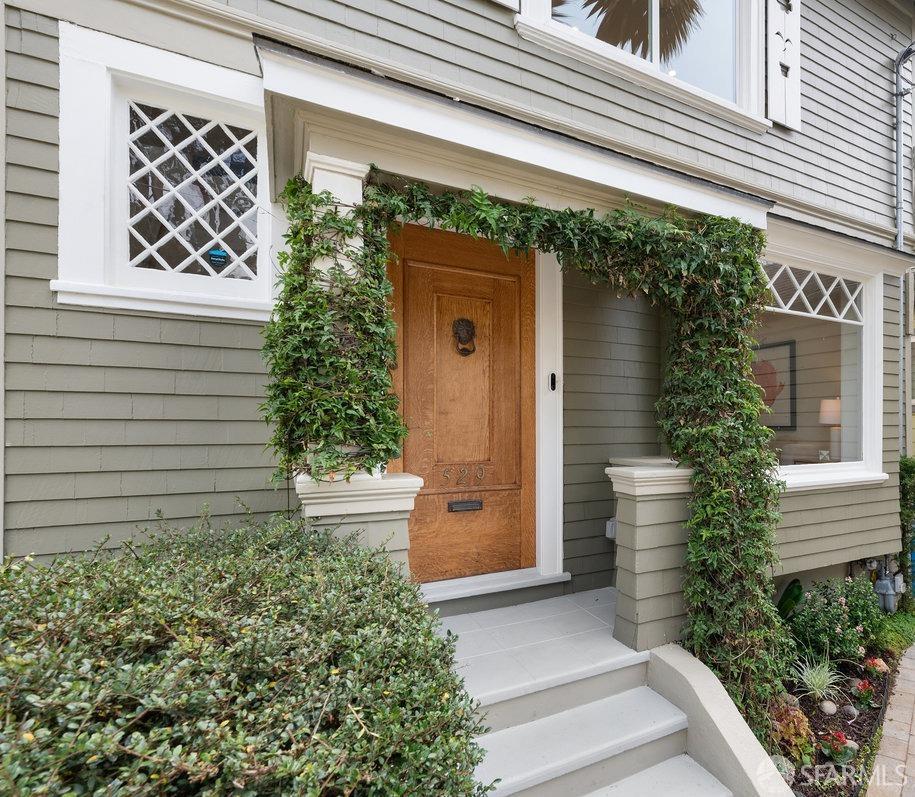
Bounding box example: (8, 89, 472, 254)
(437, 588, 637, 704)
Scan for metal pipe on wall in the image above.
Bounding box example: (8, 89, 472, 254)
(894, 44, 915, 457)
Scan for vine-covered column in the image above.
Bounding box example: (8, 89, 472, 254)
(263, 161, 419, 571)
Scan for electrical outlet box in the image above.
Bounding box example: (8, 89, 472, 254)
(605, 517, 617, 540)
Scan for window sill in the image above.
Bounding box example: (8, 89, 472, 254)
(513, 15, 772, 135)
(779, 465, 889, 493)
(50, 280, 272, 322)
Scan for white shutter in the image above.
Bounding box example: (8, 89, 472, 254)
(766, 0, 802, 130)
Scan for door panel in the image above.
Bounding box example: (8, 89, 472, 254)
(389, 225, 535, 583)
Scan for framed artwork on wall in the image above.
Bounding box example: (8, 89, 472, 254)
(752, 339, 797, 431)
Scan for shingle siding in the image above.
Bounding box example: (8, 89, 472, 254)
(562, 270, 662, 590)
(3, 8, 292, 559)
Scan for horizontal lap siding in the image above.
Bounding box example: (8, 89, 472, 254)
(241, 0, 911, 236)
(563, 270, 661, 590)
(3, 8, 292, 558)
(776, 274, 902, 575)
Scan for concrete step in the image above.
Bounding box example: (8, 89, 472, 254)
(582, 754, 732, 796)
(475, 686, 688, 796)
(466, 630, 648, 730)
(463, 630, 649, 731)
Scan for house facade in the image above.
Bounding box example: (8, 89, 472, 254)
(5, 0, 915, 792)
(2, 0, 913, 619)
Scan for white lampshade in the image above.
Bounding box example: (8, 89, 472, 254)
(819, 397, 841, 426)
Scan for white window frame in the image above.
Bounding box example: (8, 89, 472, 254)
(760, 262, 886, 493)
(515, 0, 769, 134)
(54, 23, 274, 321)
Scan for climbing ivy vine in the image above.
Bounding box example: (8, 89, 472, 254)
(262, 171, 793, 738)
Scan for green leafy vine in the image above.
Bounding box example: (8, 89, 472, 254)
(262, 171, 793, 736)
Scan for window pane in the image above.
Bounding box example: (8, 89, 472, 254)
(752, 312, 862, 466)
(552, 0, 651, 60)
(127, 102, 258, 280)
(661, 0, 736, 101)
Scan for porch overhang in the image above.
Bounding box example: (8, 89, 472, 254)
(255, 39, 772, 227)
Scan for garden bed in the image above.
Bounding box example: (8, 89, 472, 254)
(772, 573, 906, 795)
(791, 661, 890, 796)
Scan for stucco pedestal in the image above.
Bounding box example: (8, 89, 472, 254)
(295, 472, 423, 573)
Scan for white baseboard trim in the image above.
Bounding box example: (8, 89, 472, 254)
(421, 568, 571, 604)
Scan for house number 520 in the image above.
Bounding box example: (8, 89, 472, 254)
(442, 466, 485, 484)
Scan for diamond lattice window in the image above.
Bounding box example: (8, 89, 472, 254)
(763, 262, 863, 324)
(128, 102, 258, 280)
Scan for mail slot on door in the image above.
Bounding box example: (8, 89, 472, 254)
(448, 499, 483, 512)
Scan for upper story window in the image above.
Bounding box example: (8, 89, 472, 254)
(551, 0, 737, 102)
(515, 0, 769, 133)
(54, 23, 275, 321)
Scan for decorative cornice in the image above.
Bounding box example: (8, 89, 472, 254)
(303, 152, 371, 184)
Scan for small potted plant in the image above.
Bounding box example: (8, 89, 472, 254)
(819, 730, 857, 765)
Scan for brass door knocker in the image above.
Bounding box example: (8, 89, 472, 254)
(452, 318, 476, 356)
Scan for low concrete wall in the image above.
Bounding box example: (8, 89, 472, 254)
(648, 644, 792, 797)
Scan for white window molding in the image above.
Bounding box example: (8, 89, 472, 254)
(758, 261, 886, 491)
(516, 0, 770, 134)
(54, 23, 276, 321)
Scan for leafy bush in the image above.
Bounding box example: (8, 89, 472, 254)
(769, 699, 815, 766)
(0, 515, 488, 795)
(900, 455, 915, 606)
(788, 575, 881, 662)
(262, 177, 407, 481)
(875, 608, 915, 657)
(844, 573, 883, 647)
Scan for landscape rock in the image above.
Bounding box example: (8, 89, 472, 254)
(819, 700, 837, 716)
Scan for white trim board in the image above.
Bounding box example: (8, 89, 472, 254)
(536, 252, 564, 577)
(260, 44, 770, 228)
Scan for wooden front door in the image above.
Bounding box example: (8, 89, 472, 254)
(389, 225, 535, 583)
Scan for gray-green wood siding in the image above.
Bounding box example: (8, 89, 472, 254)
(562, 271, 662, 590)
(2, 4, 904, 582)
(3, 8, 293, 559)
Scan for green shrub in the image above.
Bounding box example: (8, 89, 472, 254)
(0, 515, 488, 795)
(788, 575, 880, 662)
(843, 573, 883, 647)
(876, 608, 915, 657)
(900, 455, 915, 607)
